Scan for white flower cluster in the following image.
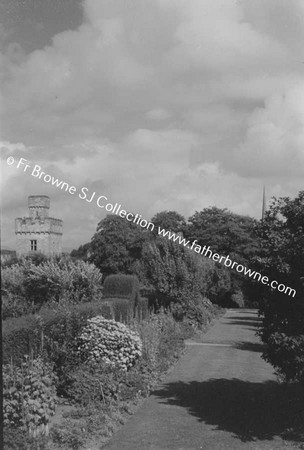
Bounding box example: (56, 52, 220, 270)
(77, 316, 142, 371)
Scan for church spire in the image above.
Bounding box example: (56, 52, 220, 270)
(262, 185, 266, 220)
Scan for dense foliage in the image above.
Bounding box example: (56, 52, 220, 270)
(3, 209, 229, 448)
(3, 355, 57, 437)
(186, 206, 259, 260)
(3, 193, 304, 448)
(89, 215, 148, 276)
(72, 208, 259, 308)
(141, 235, 231, 310)
(151, 210, 187, 234)
(1, 258, 103, 317)
(2, 299, 136, 365)
(2, 263, 26, 297)
(254, 191, 304, 382)
(23, 259, 103, 305)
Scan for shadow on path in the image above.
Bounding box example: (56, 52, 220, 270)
(233, 341, 265, 352)
(153, 378, 304, 444)
(227, 315, 262, 322)
(228, 320, 261, 327)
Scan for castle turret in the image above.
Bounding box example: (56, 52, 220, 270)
(15, 196, 63, 256)
(28, 195, 50, 220)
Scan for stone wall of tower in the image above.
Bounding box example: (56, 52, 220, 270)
(15, 196, 63, 257)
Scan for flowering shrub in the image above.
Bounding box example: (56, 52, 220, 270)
(3, 355, 57, 437)
(77, 316, 142, 371)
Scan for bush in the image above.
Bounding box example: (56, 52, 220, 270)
(171, 293, 215, 328)
(2, 299, 132, 366)
(103, 274, 140, 304)
(3, 427, 49, 450)
(140, 237, 231, 311)
(1, 258, 103, 311)
(2, 294, 34, 320)
(254, 191, 304, 383)
(3, 355, 57, 437)
(50, 421, 86, 450)
(23, 259, 103, 305)
(155, 312, 188, 372)
(2, 314, 41, 365)
(1, 264, 26, 297)
(77, 316, 142, 371)
(132, 309, 193, 373)
(263, 332, 304, 382)
(67, 362, 125, 406)
(259, 296, 304, 383)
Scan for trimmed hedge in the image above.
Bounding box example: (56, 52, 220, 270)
(2, 299, 133, 365)
(103, 274, 140, 304)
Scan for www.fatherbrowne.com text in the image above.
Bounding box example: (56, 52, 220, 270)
(7, 156, 296, 298)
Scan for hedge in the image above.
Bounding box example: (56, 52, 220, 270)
(2, 314, 40, 364)
(2, 299, 134, 365)
(103, 274, 140, 304)
(2, 259, 103, 308)
(135, 297, 149, 320)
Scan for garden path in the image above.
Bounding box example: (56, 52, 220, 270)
(103, 309, 300, 450)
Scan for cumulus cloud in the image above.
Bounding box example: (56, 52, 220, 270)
(1, 0, 304, 248)
(233, 82, 304, 178)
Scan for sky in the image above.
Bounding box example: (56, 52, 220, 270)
(1, 0, 304, 251)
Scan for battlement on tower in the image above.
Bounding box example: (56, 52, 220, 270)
(15, 217, 63, 234)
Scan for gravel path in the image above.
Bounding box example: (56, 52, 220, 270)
(104, 309, 300, 450)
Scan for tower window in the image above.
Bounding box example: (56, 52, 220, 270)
(30, 240, 37, 251)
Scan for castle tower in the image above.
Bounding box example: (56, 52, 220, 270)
(15, 196, 63, 256)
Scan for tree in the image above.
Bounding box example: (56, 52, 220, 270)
(151, 210, 187, 234)
(186, 207, 259, 305)
(70, 242, 91, 261)
(186, 207, 259, 261)
(89, 215, 148, 277)
(254, 191, 304, 382)
(141, 236, 231, 309)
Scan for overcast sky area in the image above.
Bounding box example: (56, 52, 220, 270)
(1, 0, 304, 250)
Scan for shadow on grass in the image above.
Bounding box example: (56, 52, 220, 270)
(153, 378, 304, 443)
